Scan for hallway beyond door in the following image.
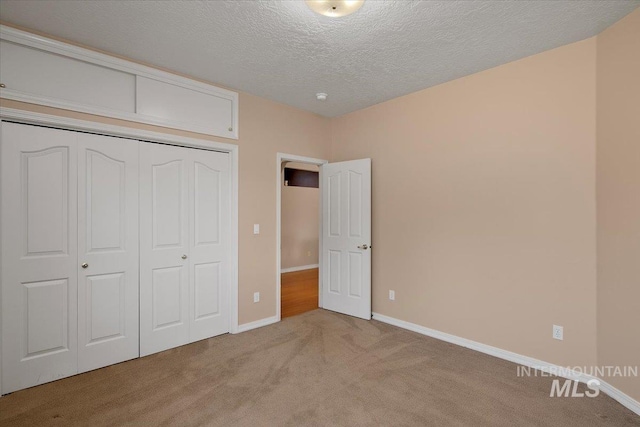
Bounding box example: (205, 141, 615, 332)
(281, 268, 319, 318)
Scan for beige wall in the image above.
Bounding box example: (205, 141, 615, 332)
(281, 162, 319, 270)
(331, 38, 598, 368)
(1, 92, 330, 326)
(596, 9, 640, 402)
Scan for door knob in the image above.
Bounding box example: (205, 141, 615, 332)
(81, 263, 89, 269)
(357, 244, 369, 250)
(181, 254, 188, 260)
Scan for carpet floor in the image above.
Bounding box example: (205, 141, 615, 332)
(0, 309, 638, 426)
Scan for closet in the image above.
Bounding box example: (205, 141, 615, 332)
(0, 122, 231, 394)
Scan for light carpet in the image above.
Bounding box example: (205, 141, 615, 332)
(1, 309, 638, 426)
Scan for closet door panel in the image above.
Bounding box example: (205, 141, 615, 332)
(139, 142, 189, 356)
(189, 150, 230, 342)
(77, 133, 139, 373)
(1, 122, 78, 394)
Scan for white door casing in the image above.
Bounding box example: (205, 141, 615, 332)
(140, 143, 231, 356)
(1, 123, 79, 394)
(77, 133, 139, 373)
(321, 159, 372, 320)
(275, 153, 328, 321)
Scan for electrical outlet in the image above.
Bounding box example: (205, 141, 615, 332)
(553, 325, 563, 341)
(389, 290, 395, 301)
(253, 224, 260, 235)
(307, 251, 311, 257)
(253, 292, 260, 303)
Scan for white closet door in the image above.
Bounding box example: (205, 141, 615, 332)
(188, 149, 230, 342)
(139, 142, 190, 356)
(77, 133, 139, 373)
(140, 143, 230, 356)
(1, 122, 78, 394)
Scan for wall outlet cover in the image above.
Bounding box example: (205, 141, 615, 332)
(553, 325, 563, 341)
(389, 290, 395, 301)
(253, 292, 260, 303)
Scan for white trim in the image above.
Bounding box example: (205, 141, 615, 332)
(279, 153, 328, 165)
(373, 312, 587, 380)
(372, 312, 640, 415)
(228, 141, 240, 334)
(281, 264, 319, 274)
(0, 107, 238, 153)
(597, 378, 640, 415)
(236, 316, 279, 333)
(0, 25, 239, 140)
(276, 153, 327, 323)
(0, 121, 3, 396)
(0, 106, 240, 337)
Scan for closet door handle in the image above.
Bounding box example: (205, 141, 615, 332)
(81, 263, 89, 269)
(181, 254, 188, 260)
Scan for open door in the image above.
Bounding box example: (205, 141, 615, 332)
(321, 159, 371, 320)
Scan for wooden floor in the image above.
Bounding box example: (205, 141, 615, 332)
(281, 268, 319, 318)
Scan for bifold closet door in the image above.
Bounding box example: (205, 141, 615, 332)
(188, 146, 230, 342)
(1, 122, 140, 394)
(1, 123, 79, 394)
(139, 143, 190, 356)
(77, 133, 139, 373)
(139, 142, 230, 356)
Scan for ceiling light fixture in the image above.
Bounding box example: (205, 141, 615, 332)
(316, 92, 328, 101)
(306, 1, 365, 18)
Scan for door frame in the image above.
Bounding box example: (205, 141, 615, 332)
(0, 107, 241, 378)
(276, 153, 328, 321)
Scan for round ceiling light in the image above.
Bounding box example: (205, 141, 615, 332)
(305, 1, 365, 18)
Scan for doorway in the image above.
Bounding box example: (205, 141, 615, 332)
(281, 161, 320, 318)
(276, 154, 327, 321)
(275, 153, 372, 322)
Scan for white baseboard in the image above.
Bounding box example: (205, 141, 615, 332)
(372, 312, 640, 415)
(280, 264, 319, 273)
(597, 378, 640, 415)
(235, 315, 279, 333)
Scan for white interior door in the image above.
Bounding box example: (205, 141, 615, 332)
(139, 142, 190, 356)
(1, 122, 79, 393)
(321, 159, 372, 320)
(188, 150, 230, 342)
(77, 133, 139, 373)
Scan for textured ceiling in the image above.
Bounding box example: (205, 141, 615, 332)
(0, 1, 638, 117)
